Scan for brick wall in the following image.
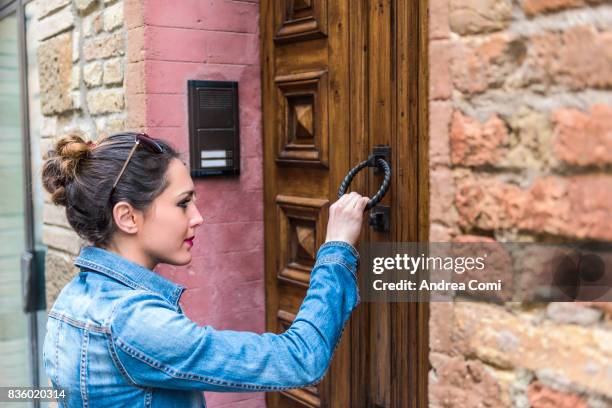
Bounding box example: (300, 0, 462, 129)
(428, 0, 612, 406)
(124, 1, 264, 407)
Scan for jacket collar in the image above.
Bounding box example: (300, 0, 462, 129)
(74, 246, 185, 308)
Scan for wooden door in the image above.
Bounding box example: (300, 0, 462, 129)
(261, 1, 429, 407)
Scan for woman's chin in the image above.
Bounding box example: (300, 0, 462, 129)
(176, 252, 193, 266)
(162, 251, 192, 266)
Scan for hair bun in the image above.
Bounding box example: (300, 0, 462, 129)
(42, 131, 92, 206)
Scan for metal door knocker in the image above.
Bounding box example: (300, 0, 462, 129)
(338, 146, 391, 232)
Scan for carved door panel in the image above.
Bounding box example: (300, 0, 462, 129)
(261, 1, 428, 407)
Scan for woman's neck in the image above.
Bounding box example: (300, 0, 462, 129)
(101, 239, 158, 270)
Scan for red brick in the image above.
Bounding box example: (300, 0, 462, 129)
(527, 381, 588, 408)
(451, 34, 526, 95)
(198, 190, 264, 223)
(181, 251, 264, 291)
(429, 303, 458, 355)
(206, 32, 259, 65)
(453, 302, 612, 394)
(518, 176, 571, 237)
(429, 354, 504, 407)
(211, 395, 265, 408)
(429, 223, 457, 241)
(146, 26, 206, 62)
(194, 175, 244, 195)
(523, 0, 588, 16)
(187, 281, 265, 323)
(179, 286, 265, 330)
(429, 0, 450, 40)
(145, 60, 249, 94)
(144, 0, 258, 33)
(429, 100, 453, 167)
(240, 125, 263, 159)
(450, 111, 509, 166)
(553, 104, 612, 167)
(237, 65, 262, 126)
(451, 235, 515, 301)
(191, 221, 263, 258)
(560, 27, 612, 89)
(429, 40, 452, 100)
(450, 0, 512, 35)
(125, 93, 146, 128)
(125, 61, 145, 95)
(146, 93, 186, 127)
(430, 167, 458, 226)
(240, 155, 264, 192)
(563, 175, 612, 240)
(124, 0, 144, 29)
(216, 281, 266, 318)
(520, 175, 612, 241)
(194, 249, 264, 283)
(127, 26, 144, 63)
(206, 389, 263, 408)
(529, 26, 612, 90)
(455, 176, 526, 230)
(145, 126, 188, 156)
(456, 174, 612, 240)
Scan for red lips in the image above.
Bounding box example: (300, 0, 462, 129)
(184, 236, 195, 247)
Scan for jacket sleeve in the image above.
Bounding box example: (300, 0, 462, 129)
(108, 241, 360, 392)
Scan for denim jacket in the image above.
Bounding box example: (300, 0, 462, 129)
(43, 241, 360, 407)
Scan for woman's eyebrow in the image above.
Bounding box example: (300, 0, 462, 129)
(177, 190, 195, 198)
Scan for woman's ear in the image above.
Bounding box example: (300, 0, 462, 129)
(112, 201, 140, 234)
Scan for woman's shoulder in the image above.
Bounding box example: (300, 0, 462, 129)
(48, 269, 146, 329)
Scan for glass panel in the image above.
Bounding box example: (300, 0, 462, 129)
(0, 10, 31, 391)
(25, 1, 51, 403)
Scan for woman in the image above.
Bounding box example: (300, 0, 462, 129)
(41, 131, 368, 407)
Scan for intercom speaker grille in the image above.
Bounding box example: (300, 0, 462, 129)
(199, 89, 233, 109)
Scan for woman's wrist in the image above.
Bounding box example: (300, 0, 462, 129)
(321, 240, 360, 261)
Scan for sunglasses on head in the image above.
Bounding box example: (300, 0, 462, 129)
(111, 132, 164, 191)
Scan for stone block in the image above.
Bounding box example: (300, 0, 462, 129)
(103, 57, 123, 85)
(450, 0, 512, 35)
(86, 88, 124, 114)
(37, 32, 74, 115)
(83, 61, 103, 87)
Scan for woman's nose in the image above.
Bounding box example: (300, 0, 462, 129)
(191, 207, 204, 227)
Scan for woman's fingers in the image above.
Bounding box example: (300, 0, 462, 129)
(355, 196, 369, 211)
(345, 192, 360, 210)
(325, 192, 371, 246)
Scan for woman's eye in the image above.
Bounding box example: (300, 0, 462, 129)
(178, 200, 190, 208)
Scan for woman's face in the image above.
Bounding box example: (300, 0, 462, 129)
(138, 158, 204, 266)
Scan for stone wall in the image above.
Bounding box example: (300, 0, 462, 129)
(428, 0, 612, 406)
(37, 0, 128, 309)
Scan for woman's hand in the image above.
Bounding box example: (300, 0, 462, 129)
(324, 192, 370, 246)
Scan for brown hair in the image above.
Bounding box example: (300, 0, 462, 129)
(42, 131, 180, 247)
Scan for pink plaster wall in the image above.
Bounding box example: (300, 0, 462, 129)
(125, 1, 265, 407)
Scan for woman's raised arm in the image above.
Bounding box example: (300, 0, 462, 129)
(108, 240, 360, 392)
